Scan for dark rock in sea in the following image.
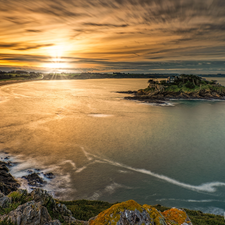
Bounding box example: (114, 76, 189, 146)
(124, 96, 166, 104)
(44, 172, 55, 179)
(0, 161, 19, 195)
(116, 90, 137, 94)
(27, 169, 33, 174)
(22, 173, 47, 187)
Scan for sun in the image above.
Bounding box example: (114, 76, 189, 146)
(44, 45, 68, 71)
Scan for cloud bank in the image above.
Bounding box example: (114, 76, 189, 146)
(0, 0, 225, 73)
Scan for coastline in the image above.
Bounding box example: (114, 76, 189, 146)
(118, 91, 225, 105)
(0, 79, 32, 87)
(1, 78, 225, 224)
(1, 158, 225, 225)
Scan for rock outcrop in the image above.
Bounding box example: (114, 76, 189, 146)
(0, 161, 19, 195)
(0, 191, 10, 208)
(0, 190, 194, 225)
(0, 201, 52, 225)
(30, 189, 76, 224)
(0, 162, 194, 225)
(89, 200, 192, 225)
(162, 208, 192, 225)
(0, 189, 77, 225)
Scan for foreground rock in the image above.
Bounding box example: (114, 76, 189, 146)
(0, 161, 19, 195)
(0, 191, 10, 207)
(89, 200, 192, 225)
(0, 189, 193, 225)
(30, 189, 76, 224)
(0, 201, 53, 225)
(162, 208, 192, 225)
(0, 189, 77, 225)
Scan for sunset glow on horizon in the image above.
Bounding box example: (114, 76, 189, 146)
(1, 0, 225, 74)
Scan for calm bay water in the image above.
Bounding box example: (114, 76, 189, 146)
(0, 78, 225, 214)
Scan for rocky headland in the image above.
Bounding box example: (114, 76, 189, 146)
(120, 75, 225, 104)
(1, 160, 225, 225)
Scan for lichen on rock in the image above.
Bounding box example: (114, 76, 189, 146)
(162, 208, 193, 225)
(89, 200, 167, 225)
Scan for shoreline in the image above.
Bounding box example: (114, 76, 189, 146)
(1, 158, 225, 225)
(1, 151, 225, 217)
(117, 91, 225, 104)
(0, 79, 33, 87)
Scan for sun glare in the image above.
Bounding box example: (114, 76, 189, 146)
(45, 44, 68, 71)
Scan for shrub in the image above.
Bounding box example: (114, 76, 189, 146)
(185, 81, 195, 89)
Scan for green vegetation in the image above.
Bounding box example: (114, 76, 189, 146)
(186, 209, 225, 225)
(59, 200, 225, 225)
(1, 190, 225, 225)
(44, 200, 68, 225)
(0, 191, 32, 216)
(60, 199, 115, 221)
(143, 74, 225, 95)
(154, 205, 225, 225)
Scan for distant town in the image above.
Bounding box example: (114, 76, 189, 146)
(1, 70, 225, 81)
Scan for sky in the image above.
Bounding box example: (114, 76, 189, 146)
(0, 0, 225, 74)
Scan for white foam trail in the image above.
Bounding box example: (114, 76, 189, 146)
(156, 198, 224, 203)
(85, 151, 225, 193)
(75, 161, 98, 173)
(81, 147, 93, 161)
(187, 199, 221, 203)
(60, 160, 76, 170)
(104, 183, 121, 194)
(139, 102, 175, 107)
(12, 92, 30, 98)
(17, 178, 33, 193)
(118, 170, 130, 174)
(88, 114, 113, 118)
(10, 158, 43, 177)
(88, 182, 131, 200)
(89, 192, 101, 200)
(197, 207, 225, 216)
(104, 182, 132, 194)
(76, 166, 87, 173)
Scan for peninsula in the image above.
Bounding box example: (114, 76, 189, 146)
(122, 75, 225, 104)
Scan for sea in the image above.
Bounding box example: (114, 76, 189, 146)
(0, 77, 225, 215)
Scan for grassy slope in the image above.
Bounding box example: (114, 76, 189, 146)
(60, 200, 225, 225)
(154, 205, 225, 225)
(60, 200, 115, 221)
(1, 197, 225, 225)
